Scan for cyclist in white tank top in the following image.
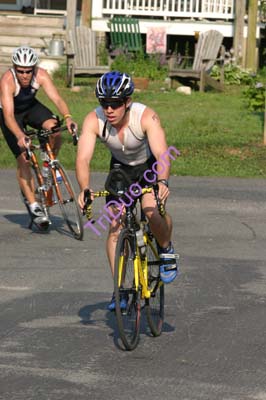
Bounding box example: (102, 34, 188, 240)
(76, 71, 179, 310)
(96, 102, 152, 166)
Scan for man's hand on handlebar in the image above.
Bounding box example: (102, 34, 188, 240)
(78, 188, 94, 213)
(18, 135, 31, 151)
(157, 181, 170, 203)
(65, 117, 78, 135)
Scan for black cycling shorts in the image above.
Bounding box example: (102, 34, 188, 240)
(105, 154, 156, 204)
(0, 100, 56, 159)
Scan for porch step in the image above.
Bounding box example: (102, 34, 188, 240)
(0, 13, 66, 76)
(0, 14, 65, 28)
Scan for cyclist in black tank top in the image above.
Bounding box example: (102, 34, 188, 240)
(12, 71, 38, 112)
(0, 46, 77, 227)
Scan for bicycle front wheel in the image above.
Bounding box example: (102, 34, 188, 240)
(145, 236, 164, 336)
(51, 162, 83, 240)
(114, 228, 141, 351)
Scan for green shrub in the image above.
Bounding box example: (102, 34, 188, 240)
(110, 51, 168, 80)
(241, 67, 266, 112)
(211, 64, 254, 85)
(243, 82, 265, 111)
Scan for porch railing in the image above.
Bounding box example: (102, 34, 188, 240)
(100, 0, 234, 20)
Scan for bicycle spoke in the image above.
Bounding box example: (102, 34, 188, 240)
(51, 162, 83, 240)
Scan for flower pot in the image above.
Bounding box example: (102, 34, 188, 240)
(133, 77, 149, 90)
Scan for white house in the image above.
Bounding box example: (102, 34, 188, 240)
(0, 1, 263, 69)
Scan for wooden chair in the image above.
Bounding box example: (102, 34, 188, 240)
(108, 16, 142, 54)
(168, 30, 225, 92)
(66, 25, 109, 88)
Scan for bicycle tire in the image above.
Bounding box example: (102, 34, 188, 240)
(51, 162, 83, 240)
(145, 236, 164, 336)
(114, 228, 141, 351)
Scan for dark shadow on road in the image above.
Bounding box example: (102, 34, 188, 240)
(3, 212, 78, 238)
(79, 301, 175, 351)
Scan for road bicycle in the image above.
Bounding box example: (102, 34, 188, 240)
(84, 165, 177, 350)
(21, 119, 83, 240)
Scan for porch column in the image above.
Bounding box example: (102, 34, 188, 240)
(66, 0, 77, 31)
(233, 0, 246, 67)
(246, 0, 258, 71)
(92, 0, 103, 19)
(81, 0, 92, 27)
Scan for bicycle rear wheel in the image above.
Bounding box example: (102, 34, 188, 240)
(114, 228, 141, 351)
(51, 162, 83, 240)
(145, 235, 164, 336)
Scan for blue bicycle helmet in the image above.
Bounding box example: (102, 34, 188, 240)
(96, 71, 134, 99)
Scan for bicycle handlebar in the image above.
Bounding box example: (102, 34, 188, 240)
(83, 184, 166, 221)
(24, 119, 78, 146)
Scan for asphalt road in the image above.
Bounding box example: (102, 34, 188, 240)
(1, 169, 266, 400)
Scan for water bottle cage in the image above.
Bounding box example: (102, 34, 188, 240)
(135, 228, 146, 259)
(139, 244, 147, 258)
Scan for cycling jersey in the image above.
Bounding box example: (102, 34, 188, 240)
(0, 68, 54, 158)
(95, 102, 152, 166)
(12, 67, 40, 112)
(0, 68, 40, 112)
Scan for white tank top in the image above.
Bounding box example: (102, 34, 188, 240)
(95, 102, 152, 166)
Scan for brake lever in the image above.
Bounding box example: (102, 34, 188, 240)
(83, 188, 93, 220)
(70, 123, 78, 146)
(24, 137, 31, 161)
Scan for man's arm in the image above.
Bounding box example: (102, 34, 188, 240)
(75, 111, 99, 209)
(36, 67, 76, 131)
(142, 107, 171, 179)
(141, 107, 172, 201)
(0, 72, 28, 149)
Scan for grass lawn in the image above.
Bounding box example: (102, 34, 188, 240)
(0, 77, 265, 178)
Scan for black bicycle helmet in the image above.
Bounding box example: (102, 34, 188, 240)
(95, 71, 134, 99)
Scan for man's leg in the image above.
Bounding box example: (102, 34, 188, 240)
(105, 205, 128, 311)
(26, 102, 61, 156)
(41, 118, 62, 156)
(142, 192, 179, 284)
(17, 153, 50, 227)
(16, 152, 35, 204)
(141, 192, 172, 249)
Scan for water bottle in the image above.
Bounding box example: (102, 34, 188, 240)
(56, 169, 62, 183)
(136, 227, 146, 256)
(42, 161, 51, 190)
(42, 161, 49, 179)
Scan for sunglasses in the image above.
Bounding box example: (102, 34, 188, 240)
(99, 99, 125, 110)
(16, 69, 34, 75)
